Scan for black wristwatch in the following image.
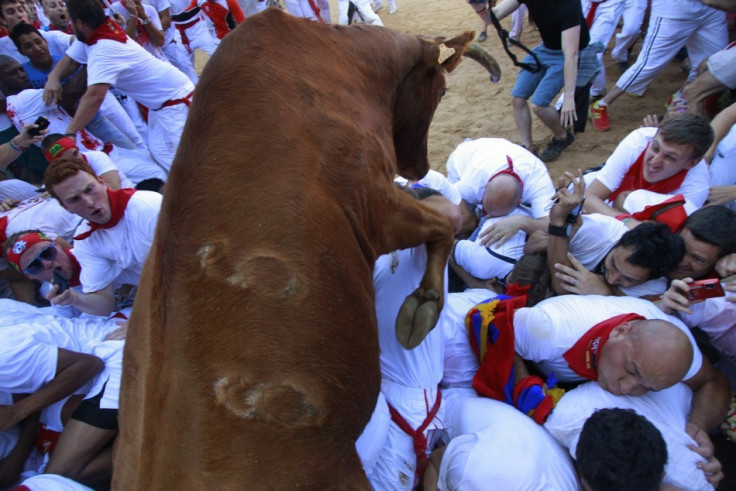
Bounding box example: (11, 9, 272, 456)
(548, 222, 572, 238)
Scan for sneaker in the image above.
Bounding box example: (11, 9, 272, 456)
(389, 5, 397, 14)
(477, 31, 487, 42)
(539, 131, 574, 162)
(589, 101, 611, 132)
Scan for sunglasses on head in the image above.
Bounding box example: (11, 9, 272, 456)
(23, 244, 57, 275)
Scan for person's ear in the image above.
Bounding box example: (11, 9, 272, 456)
(611, 321, 633, 340)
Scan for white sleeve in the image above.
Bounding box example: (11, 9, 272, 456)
(65, 39, 88, 64)
(87, 44, 124, 86)
(595, 130, 652, 195)
(75, 240, 123, 294)
(84, 151, 119, 176)
(676, 161, 710, 208)
(40, 30, 74, 58)
(0, 342, 58, 393)
(453, 165, 491, 206)
(145, 5, 164, 29)
(524, 166, 556, 218)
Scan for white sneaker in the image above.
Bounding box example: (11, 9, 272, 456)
(389, 5, 397, 13)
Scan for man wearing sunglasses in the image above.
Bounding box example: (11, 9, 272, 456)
(41, 155, 160, 316)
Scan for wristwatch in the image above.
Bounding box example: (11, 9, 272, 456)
(141, 17, 151, 25)
(548, 222, 571, 238)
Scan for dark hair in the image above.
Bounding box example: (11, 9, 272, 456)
(43, 155, 97, 202)
(683, 205, 736, 257)
(40, 133, 68, 155)
(577, 408, 667, 491)
(0, 0, 24, 19)
(135, 178, 165, 193)
(10, 21, 42, 50)
(66, 0, 106, 28)
(616, 222, 685, 279)
(507, 254, 553, 307)
(657, 113, 714, 160)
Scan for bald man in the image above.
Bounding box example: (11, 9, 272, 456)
(510, 295, 729, 454)
(446, 137, 555, 247)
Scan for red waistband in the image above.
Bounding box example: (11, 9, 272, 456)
(158, 90, 194, 110)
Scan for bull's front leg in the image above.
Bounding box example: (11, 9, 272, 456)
(375, 190, 455, 349)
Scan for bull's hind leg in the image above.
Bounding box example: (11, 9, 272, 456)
(376, 190, 455, 349)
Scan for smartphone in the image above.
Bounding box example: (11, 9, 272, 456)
(686, 278, 725, 302)
(53, 268, 70, 295)
(28, 116, 50, 137)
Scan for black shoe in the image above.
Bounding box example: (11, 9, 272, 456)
(539, 130, 574, 162)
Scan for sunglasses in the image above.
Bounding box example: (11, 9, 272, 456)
(23, 244, 57, 275)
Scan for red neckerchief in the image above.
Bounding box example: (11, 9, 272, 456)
(0, 215, 7, 247)
(84, 17, 128, 46)
(609, 144, 689, 202)
(49, 23, 75, 35)
(65, 249, 82, 287)
(73, 188, 136, 240)
(563, 313, 645, 380)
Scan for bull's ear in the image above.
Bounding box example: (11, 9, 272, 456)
(437, 31, 475, 72)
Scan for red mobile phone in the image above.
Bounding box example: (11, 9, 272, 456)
(686, 278, 725, 302)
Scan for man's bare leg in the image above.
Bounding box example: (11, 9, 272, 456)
(532, 103, 568, 140)
(512, 96, 534, 149)
(45, 419, 117, 486)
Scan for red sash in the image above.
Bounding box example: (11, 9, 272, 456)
(608, 144, 688, 202)
(73, 188, 136, 240)
(563, 313, 644, 380)
(84, 17, 128, 45)
(387, 389, 442, 487)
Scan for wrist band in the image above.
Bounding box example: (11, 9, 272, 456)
(8, 139, 27, 152)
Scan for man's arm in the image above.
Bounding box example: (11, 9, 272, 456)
(559, 25, 580, 128)
(48, 282, 116, 317)
(491, 0, 521, 21)
(478, 214, 549, 247)
(584, 179, 620, 216)
(0, 410, 39, 488)
(0, 349, 104, 432)
(684, 358, 730, 432)
(704, 101, 736, 163)
(65, 83, 111, 136)
(43, 55, 82, 106)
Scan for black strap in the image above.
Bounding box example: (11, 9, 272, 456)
(487, 7, 542, 73)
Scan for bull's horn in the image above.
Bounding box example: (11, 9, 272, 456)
(463, 43, 502, 83)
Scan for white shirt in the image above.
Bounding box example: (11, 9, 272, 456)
(0, 300, 124, 409)
(513, 295, 702, 382)
(394, 169, 462, 205)
(447, 138, 555, 218)
(439, 391, 578, 491)
(66, 35, 193, 109)
(678, 292, 736, 364)
(6, 88, 106, 151)
(594, 127, 710, 209)
(144, 0, 177, 44)
(0, 29, 73, 64)
(545, 382, 713, 491)
(452, 208, 529, 281)
(73, 190, 161, 292)
(83, 150, 136, 189)
(110, 2, 168, 60)
(568, 212, 627, 270)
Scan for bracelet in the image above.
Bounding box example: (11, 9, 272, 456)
(141, 17, 150, 25)
(8, 138, 27, 152)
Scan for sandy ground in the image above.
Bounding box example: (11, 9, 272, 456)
(196, 0, 689, 181)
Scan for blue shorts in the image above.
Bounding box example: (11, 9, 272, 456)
(510, 44, 565, 107)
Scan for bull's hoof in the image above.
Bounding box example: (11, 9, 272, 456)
(395, 289, 440, 349)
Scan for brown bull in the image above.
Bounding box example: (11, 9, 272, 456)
(114, 8, 499, 489)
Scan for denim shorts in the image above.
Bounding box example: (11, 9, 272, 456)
(510, 43, 565, 107)
(510, 42, 603, 107)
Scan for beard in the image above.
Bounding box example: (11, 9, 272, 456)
(72, 24, 85, 43)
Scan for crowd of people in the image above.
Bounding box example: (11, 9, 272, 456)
(0, 0, 734, 489)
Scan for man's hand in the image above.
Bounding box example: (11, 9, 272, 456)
(478, 214, 526, 247)
(554, 253, 613, 295)
(707, 185, 736, 206)
(43, 78, 63, 106)
(657, 278, 693, 315)
(0, 405, 21, 432)
(641, 114, 660, 128)
(46, 284, 77, 307)
(559, 97, 577, 128)
(715, 253, 736, 278)
(549, 170, 584, 225)
(105, 320, 128, 341)
(686, 422, 724, 486)
(0, 198, 19, 212)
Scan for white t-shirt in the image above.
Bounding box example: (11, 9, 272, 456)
(110, 2, 168, 60)
(73, 190, 161, 292)
(144, 0, 176, 44)
(447, 138, 555, 218)
(6, 88, 106, 152)
(83, 150, 135, 189)
(513, 294, 702, 382)
(440, 289, 499, 388)
(0, 300, 124, 409)
(373, 246, 445, 389)
(394, 169, 462, 205)
(67, 36, 193, 109)
(678, 292, 736, 364)
(568, 213, 627, 270)
(593, 127, 710, 208)
(545, 381, 713, 491)
(0, 29, 72, 64)
(438, 391, 578, 491)
(452, 208, 529, 281)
